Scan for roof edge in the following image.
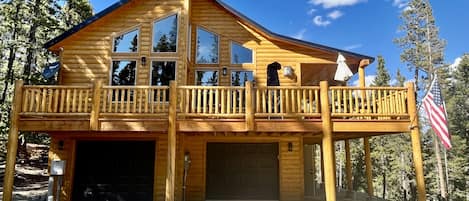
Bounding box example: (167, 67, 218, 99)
(44, 0, 130, 49)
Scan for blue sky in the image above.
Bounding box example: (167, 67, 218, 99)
(90, 0, 468, 85)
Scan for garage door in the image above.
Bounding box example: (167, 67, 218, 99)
(206, 143, 279, 200)
(72, 141, 155, 201)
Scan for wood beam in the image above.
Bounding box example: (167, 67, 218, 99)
(2, 80, 23, 201)
(345, 140, 353, 191)
(364, 137, 374, 196)
(165, 81, 177, 201)
(320, 81, 336, 201)
(406, 82, 427, 201)
(245, 81, 254, 131)
(90, 80, 102, 131)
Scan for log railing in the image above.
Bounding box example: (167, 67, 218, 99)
(21, 85, 93, 116)
(177, 86, 246, 118)
(18, 82, 410, 121)
(329, 87, 408, 119)
(255, 86, 321, 118)
(100, 86, 169, 117)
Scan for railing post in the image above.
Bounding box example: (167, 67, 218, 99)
(407, 82, 427, 201)
(319, 81, 336, 201)
(90, 80, 102, 131)
(165, 81, 177, 201)
(2, 80, 23, 201)
(245, 81, 254, 131)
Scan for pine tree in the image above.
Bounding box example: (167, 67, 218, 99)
(61, 0, 93, 30)
(395, 0, 449, 199)
(395, 68, 406, 87)
(371, 56, 391, 87)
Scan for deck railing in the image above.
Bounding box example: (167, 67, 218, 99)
(18, 81, 411, 121)
(21, 85, 93, 116)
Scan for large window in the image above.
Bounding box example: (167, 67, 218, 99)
(113, 29, 139, 53)
(231, 71, 254, 86)
(111, 60, 137, 86)
(196, 28, 219, 64)
(231, 42, 253, 64)
(151, 61, 176, 86)
(195, 70, 219, 86)
(153, 14, 178, 52)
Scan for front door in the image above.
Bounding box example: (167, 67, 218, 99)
(72, 141, 155, 201)
(206, 143, 279, 200)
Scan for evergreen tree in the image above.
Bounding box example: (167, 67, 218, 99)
(61, 0, 93, 30)
(395, 68, 406, 87)
(371, 56, 391, 87)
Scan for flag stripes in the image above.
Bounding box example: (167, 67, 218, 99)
(423, 77, 451, 149)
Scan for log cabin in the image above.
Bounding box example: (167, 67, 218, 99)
(2, 0, 427, 201)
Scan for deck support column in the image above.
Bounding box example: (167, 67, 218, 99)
(364, 137, 374, 196)
(90, 79, 102, 131)
(2, 80, 23, 201)
(320, 81, 336, 201)
(358, 59, 370, 88)
(245, 81, 254, 131)
(407, 82, 427, 201)
(345, 140, 352, 191)
(165, 81, 177, 201)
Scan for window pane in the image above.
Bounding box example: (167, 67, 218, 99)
(111, 61, 136, 86)
(196, 71, 218, 86)
(231, 71, 254, 86)
(231, 43, 253, 64)
(196, 28, 219, 64)
(151, 61, 176, 86)
(153, 15, 178, 52)
(113, 29, 139, 53)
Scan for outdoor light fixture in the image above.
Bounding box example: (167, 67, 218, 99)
(58, 140, 64, 150)
(141, 56, 147, 66)
(222, 67, 227, 76)
(288, 142, 293, 152)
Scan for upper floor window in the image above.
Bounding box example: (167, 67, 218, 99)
(151, 61, 176, 86)
(231, 42, 253, 64)
(196, 70, 219, 86)
(153, 14, 178, 53)
(113, 29, 139, 53)
(111, 60, 137, 86)
(196, 28, 219, 64)
(231, 71, 254, 86)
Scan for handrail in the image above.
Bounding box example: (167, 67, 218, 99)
(18, 82, 410, 121)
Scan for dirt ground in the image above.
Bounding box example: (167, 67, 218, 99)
(0, 144, 49, 201)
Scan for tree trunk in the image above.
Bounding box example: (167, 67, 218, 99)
(23, 0, 41, 85)
(434, 135, 447, 200)
(1, 2, 21, 103)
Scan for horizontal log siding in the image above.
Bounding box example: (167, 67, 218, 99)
(181, 133, 304, 201)
(48, 137, 76, 201)
(54, 0, 188, 86)
(190, 0, 349, 87)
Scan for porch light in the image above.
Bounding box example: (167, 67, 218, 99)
(141, 56, 147, 66)
(222, 67, 227, 76)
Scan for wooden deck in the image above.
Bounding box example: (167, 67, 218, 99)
(15, 81, 413, 138)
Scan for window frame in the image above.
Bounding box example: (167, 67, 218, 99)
(194, 69, 220, 86)
(195, 26, 220, 65)
(111, 27, 141, 54)
(149, 60, 178, 86)
(109, 59, 138, 86)
(151, 13, 180, 54)
(230, 41, 254, 65)
(230, 70, 255, 86)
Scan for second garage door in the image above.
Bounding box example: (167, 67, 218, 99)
(206, 143, 279, 200)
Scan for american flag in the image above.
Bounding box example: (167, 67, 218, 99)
(423, 76, 451, 149)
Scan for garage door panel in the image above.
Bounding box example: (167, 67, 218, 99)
(206, 143, 279, 200)
(72, 141, 155, 201)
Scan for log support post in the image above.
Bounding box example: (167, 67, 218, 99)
(345, 139, 352, 191)
(320, 81, 336, 201)
(165, 81, 177, 201)
(2, 80, 23, 201)
(90, 79, 102, 131)
(364, 137, 374, 196)
(245, 81, 254, 131)
(406, 82, 427, 201)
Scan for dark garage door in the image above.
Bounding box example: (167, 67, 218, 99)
(72, 141, 155, 201)
(206, 143, 279, 200)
